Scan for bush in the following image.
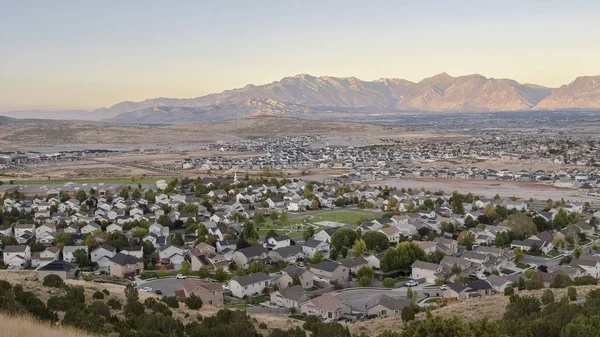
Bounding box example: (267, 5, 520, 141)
(541, 289, 555, 305)
(89, 301, 111, 318)
(382, 278, 396, 288)
(504, 287, 515, 296)
(42, 274, 64, 288)
(568, 287, 577, 301)
(102, 289, 110, 295)
(551, 274, 573, 288)
(401, 304, 420, 322)
(258, 322, 268, 329)
(574, 275, 597, 286)
(358, 276, 372, 287)
(161, 296, 180, 308)
(185, 293, 203, 310)
(92, 290, 105, 300)
(107, 298, 122, 310)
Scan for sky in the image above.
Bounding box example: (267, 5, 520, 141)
(1, 0, 599, 111)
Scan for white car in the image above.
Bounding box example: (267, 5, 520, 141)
(140, 287, 153, 292)
(476, 274, 487, 280)
(176, 274, 186, 279)
(404, 280, 418, 287)
(440, 285, 448, 290)
(222, 284, 229, 291)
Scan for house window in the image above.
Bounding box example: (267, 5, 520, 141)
(328, 312, 332, 318)
(209, 300, 212, 305)
(381, 310, 387, 315)
(213, 291, 215, 296)
(244, 286, 247, 290)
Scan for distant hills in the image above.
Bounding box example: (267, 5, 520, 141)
(4, 73, 600, 124)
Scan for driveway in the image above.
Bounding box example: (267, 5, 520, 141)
(138, 278, 188, 296)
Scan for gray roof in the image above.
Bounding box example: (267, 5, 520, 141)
(3, 245, 27, 253)
(37, 260, 77, 272)
(411, 260, 439, 271)
(367, 294, 411, 311)
(278, 285, 307, 302)
(448, 280, 492, 293)
(272, 245, 302, 258)
(232, 272, 270, 286)
(282, 265, 308, 278)
(237, 245, 268, 258)
(62, 245, 89, 254)
(311, 261, 343, 273)
(303, 239, 326, 248)
(110, 253, 140, 266)
(341, 256, 369, 268)
(485, 274, 511, 288)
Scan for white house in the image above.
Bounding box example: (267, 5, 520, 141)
(228, 272, 271, 298)
(313, 228, 338, 243)
(63, 246, 89, 263)
(120, 246, 144, 259)
(35, 223, 56, 238)
(159, 244, 186, 269)
(263, 235, 291, 250)
(149, 223, 170, 237)
(91, 244, 117, 270)
(106, 223, 124, 233)
(302, 239, 330, 259)
(81, 223, 101, 235)
(571, 256, 600, 278)
(411, 260, 441, 284)
(14, 223, 35, 238)
(3, 245, 31, 268)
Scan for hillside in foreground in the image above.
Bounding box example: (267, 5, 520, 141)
(0, 313, 92, 337)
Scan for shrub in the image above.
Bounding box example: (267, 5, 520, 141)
(89, 301, 111, 318)
(401, 304, 420, 321)
(541, 289, 555, 305)
(551, 274, 573, 288)
(258, 322, 268, 329)
(42, 274, 64, 288)
(382, 278, 396, 288)
(574, 275, 597, 286)
(358, 276, 372, 287)
(161, 296, 180, 308)
(92, 290, 104, 300)
(107, 298, 122, 310)
(102, 289, 110, 295)
(568, 287, 577, 301)
(185, 293, 203, 310)
(504, 287, 515, 296)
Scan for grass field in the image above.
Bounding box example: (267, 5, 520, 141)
(287, 209, 383, 225)
(3, 177, 176, 185)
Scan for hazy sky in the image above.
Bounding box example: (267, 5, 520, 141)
(1, 0, 599, 111)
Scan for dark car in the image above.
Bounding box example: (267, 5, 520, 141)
(93, 279, 106, 283)
(154, 290, 163, 295)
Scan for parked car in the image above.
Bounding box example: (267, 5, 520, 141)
(154, 290, 163, 295)
(296, 261, 305, 267)
(440, 285, 448, 290)
(405, 280, 418, 287)
(140, 287, 153, 292)
(176, 274, 186, 279)
(93, 279, 105, 283)
(222, 284, 229, 291)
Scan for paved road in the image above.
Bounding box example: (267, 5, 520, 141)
(522, 255, 561, 268)
(333, 285, 436, 312)
(138, 278, 188, 296)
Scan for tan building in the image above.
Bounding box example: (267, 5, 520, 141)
(109, 253, 143, 278)
(182, 279, 224, 306)
(300, 295, 351, 320)
(274, 265, 314, 290)
(310, 261, 348, 284)
(37, 260, 78, 280)
(270, 285, 309, 308)
(365, 295, 410, 317)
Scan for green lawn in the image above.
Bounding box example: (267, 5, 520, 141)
(424, 297, 440, 304)
(501, 269, 516, 275)
(516, 263, 530, 269)
(7, 177, 175, 185)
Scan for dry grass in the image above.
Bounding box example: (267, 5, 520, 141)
(0, 313, 93, 337)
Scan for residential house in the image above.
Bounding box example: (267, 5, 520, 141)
(91, 244, 117, 270)
(302, 239, 330, 259)
(300, 295, 351, 320)
(274, 265, 314, 290)
(80, 222, 101, 235)
(231, 245, 269, 269)
(216, 239, 237, 253)
(62, 246, 89, 263)
(109, 253, 143, 278)
(270, 285, 309, 309)
(120, 246, 144, 259)
(32, 246, 60, 268)
(263, 235, 291, 250)
(310, 261, 349, 284)
(361, 252, 383, 270)
(445, 280, 493, 301)
(35, 223, 56, 238)
(378, 226, 402, 243)
(159, 244, 186, 269)
(106, 223, 124, 234)
(411, 260, 442, 283)
(228, 272, 271, 298)
(313, 228, 338, 243)
(3, 245, 31, 268)
(412, 241, 437, 254)
(571, 255, 600, 278)
(485, 274, 513, 293)
(149, 222, 170, 237)
(189, 248, 229, 272)
(341, 256, 369, 274)
(37, 260, 78, 280)
(182, 279, 224, 306)
(434, 238, 458, 256)
(366, 294, 411, 317)
(269, 245, 304, 264)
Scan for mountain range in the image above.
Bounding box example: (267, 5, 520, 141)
(3, 73, 600, 124)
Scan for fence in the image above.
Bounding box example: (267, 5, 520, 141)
(246, 306, 290, 314)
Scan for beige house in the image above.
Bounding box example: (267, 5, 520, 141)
(231, 246, 269, 269)
(300, 295, 351, 320)
(445, 280, 492, 301)
(310, 261, 348, 284)
(270, 285, 309, 308)
(37, 260, 77, 280)
(366, 295, 410, 317)
(182, 279, 224, 306)
(411, 260, 441, 283)
(189, 247, 229, 272)
(109, 253, 143, 278)
(274, 265, 314, 290)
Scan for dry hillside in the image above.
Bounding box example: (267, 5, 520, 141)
(0, 313, 93, 337)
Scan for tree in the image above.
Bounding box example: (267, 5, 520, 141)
(553, 208, 570, 229)
(311, 252, 325, 264)
(352, 239, 367, 257)
(303, 226, 315, 241)
(503, 295, 541, 321)
(380, 242, 426, 272)
(265, 229, 278, 239)
(172, 233, 184, 246)
(214, 267, 229, 282)
(457, 230, 476, 250)
(506, 213, 538, 237)
(157, 214, 173, 229)
(541, 289, 555, 305)
(451, 263, 462, 275)
(361, 231, 390, 252)
(494, 194, 501, 200)
(242, 221, 259, 244)
(568, 287, 577, 301)
(311, 198, 320, 210)
(340, 247, 348, 259)
(331, 228, 360, 251)
(75, 190, 87, 202)
(43, 274, 64, 288)
(185, 293, 203, 309)
(93, 290, 105, 300)
(106, 232, 128, 251)
(358, 276, 371, 287)
(451, 191, 464, 215)
(504, 286, 514, 296)
(107, 298, 122, 310)
(401, 304, 420, 321)
(574, 246, 583, 259)
(142, 240, 155, 255)
(513, 248, 525, 263)
(73, 248, 91, 267)
(52, 233, 74, 249)
(131, 227, 148, 238)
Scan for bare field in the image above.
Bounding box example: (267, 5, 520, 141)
(0, 116, 464, 151)
(1, 162, 163, 181)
